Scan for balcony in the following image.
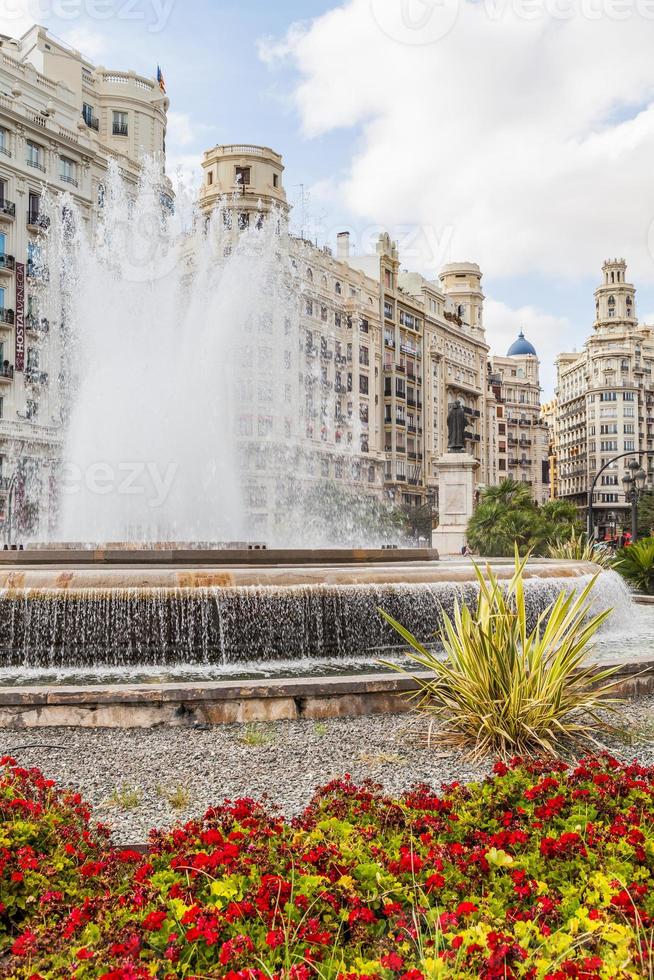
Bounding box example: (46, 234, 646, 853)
(26, 314, 49, 336)
(0, 362, 14, 382)
(0, 200, 15, 221)
(112, 123, 129, 137)
(320, 349, 333, 360)
(25, 368, 48, 386)
(82, 111, 99, 131)
(27, 263, 49, 283)
(26, 158, 46, 173)
(0, 308, 14, 326)
(27, 210, 50, 232)
(396, 418, 406, 427)
(0, 254, 15, 276)
(59, 173, 78, 188)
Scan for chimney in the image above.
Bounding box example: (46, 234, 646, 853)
(336, 231, 350, 259)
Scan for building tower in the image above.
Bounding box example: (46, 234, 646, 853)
(199, 144, 288, 225)
(594, 258, 637, 331)
(439, 262, 485, 335)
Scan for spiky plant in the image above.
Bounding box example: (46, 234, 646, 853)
(614, 537, 654, 594)
(548, 531, 614, 569)
(380, 551, 620, 760)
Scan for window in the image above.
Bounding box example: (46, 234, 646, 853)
(26, 142, 44, 171)
(82, 103, 98, 130)
(625, 439, 635, 451)
(272, 173, 279, 188)
(28, 192, 41, 225)
(207, 171, 213, 185)
(59, 157, 77, 186)
(0, 233, 5, 258)
(235, 166, 251, 186)
(359, 374, 369, 395)
(26, 399, 38, 421)
(0, 128, 7, 155)
(384, 300, 394, 319)
(0, 179, 6, 206)
(335, 281, 341, 295)
(0, 286, 4, 311)
(623, 391, 635, 401)
(238, 212, 249, 229)
(359, 346, 369, 366)
(112, 111, 128, 136)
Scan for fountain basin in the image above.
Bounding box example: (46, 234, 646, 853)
(0, 553, 624, 683)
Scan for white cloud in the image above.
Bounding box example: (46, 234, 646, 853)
(485, 298, 574, 397)
(261, 0, 654, 282)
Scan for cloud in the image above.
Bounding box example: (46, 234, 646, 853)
(261, 0, 654, 283)
(485, 298, 574, 397)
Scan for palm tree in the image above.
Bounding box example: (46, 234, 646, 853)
(467, 481, 580, 557)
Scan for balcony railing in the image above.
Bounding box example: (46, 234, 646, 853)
(26, 158, 46, 172)
(0, 362, 14, 380)
(0, 200, 15, 219)
(0, 254, 15, 273)
(26, 314, 49, 335)
(0, 308, 14, 325)
(82, 111, 99, 131)
(27, 263, 49, 282)
(59, 173, 78, 187)
(27, 210, 50, 230)
(0, 143, 10, 158)
(25, 368, 48, 385)
(112, 123, 129, 136)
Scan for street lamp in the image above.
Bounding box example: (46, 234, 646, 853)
(621, 457, 647, 540)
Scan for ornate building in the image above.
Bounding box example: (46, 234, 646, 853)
(0, 25, 169, 539)
(489, 333, 549, 503)
(554, 259, 654, 534)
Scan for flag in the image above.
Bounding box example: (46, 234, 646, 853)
(157, 65, 166, 94)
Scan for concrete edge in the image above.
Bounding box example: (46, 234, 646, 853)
(1, 660, 653, 729)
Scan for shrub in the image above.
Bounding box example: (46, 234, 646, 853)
(547, 531, 614, 569)
(4, 755, 654, 978)
(381, 553, 620, 759)
(614, 537, 654, 594)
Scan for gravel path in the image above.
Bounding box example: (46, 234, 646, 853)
(4, 699, 654, 844)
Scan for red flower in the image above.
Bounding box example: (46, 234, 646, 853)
(456, 901, 479, 916)
(381, 952, 404, 969)
(76, 948, 94, 960)
(142, 909, 167, 932)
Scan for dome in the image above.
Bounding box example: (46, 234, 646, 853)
(507, 331, 537, 357)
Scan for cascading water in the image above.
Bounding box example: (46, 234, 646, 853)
(34, 160, 390, 548)
(0, 568, 644, 685)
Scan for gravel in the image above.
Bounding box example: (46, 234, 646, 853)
(4, 698, 654, 844)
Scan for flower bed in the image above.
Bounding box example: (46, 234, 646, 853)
(2, 754, 654, 978)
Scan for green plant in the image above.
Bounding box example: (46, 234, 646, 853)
(106, 783, 141, 810)
(313, 721, 328, 736)
(238, 723, 274, 747)
(155, 783, 191, 810)
(380, 551, 620, 759)
(614, 537, 654, 594)
(548, 530, 614, 569)
(466, 479, 580, 557)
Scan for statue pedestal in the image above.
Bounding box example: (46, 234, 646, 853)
(432, 452, 478, 556)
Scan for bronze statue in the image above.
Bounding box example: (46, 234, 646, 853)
(447, 399, 466, 453)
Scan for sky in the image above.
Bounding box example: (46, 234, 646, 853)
(3, 0, 654, 395)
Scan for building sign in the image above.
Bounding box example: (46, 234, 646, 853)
(15, 261, 24, 371)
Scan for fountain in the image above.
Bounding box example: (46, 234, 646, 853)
(0, 164, 652, 724)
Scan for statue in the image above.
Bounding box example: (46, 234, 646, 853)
(447, 400, 466, 453)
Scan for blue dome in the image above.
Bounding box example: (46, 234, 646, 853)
(507, 331, 537, 357)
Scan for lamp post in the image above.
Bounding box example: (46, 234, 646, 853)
(587, 450, 651, 540)
(621, 458, 647, 541)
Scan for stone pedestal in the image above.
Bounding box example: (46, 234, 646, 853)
(432, 452, 478, 556)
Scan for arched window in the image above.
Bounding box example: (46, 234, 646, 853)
(306, 268, 313, 281)
(335, 281, 342, 295)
